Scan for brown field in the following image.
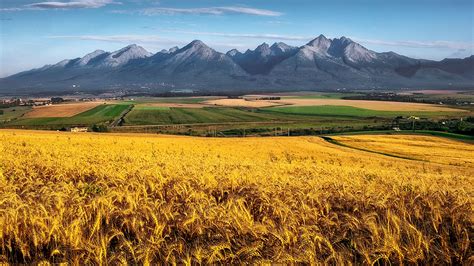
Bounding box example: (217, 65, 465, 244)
(24, 102, 107, 118)
(247, 91, 321, 96)
(276, 99, 466, 111)
(207, 98, 465, 112)
(140, 103, 211, 108)
(204, 98, 285, 108)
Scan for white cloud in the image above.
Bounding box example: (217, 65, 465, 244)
(0, 7, 24, 12)
(162, 30, 308, 41)
(0, 7, 30, 11)
(354, 38, 474, 50)
(113, 6, 282, 17)
(0, 0, 118, 11)
(45, 34, 251, 52)
(47, 34, 183, 45)
(26, 0, 118, 9)
(448, 49, 473, 59)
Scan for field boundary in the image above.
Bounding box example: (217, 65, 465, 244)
(114, 120, 312, 129)
(321, 136, 423, 161)
(110, 104, 135, 127)
(324, 130, 474, 143)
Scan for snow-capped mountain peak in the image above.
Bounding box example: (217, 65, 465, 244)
(93, 44, 151, 67)
(53, 59, 73, 68)
(226, 41, 298, 75)
(158, 46, 179, 54)
(255, 43, 271, 56)
(256, 43, 270, 50)
(168, 46, 179, 53)
(343, 42, 377, 63)
(304, 34, 332, 57)
(3, 35, 472, 93)
(226, 49, 241, 57)
(187, 40, 207, 49)
(111, 44, 150, 58)
(271, 42, 295, 53)
(76, 50, 106, 66)
(307, 34, 331, 49)
(171, 40, 220, 62)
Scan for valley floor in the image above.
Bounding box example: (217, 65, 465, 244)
(2, 91, 472, 136)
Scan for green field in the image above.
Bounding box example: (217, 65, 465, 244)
(124, 107, 285, 125)
(8, 104, 131, 126)
(124, 103, 464, 126)
(122, 106, 389, 133)
(1, 93, 471, 136)
(0, 106, 32, 123)
(263, 105, 458, 118)
(134, 105, 171, 111)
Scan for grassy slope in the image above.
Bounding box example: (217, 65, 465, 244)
(123, 106, 372, 126)
(134, 106, 171, 111)
(0, 106, 32, 123)
(124, 107, 287, 125)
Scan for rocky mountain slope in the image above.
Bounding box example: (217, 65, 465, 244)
(1, 35, 472, 94)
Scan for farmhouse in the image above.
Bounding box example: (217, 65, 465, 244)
(70, 127, 88, 133)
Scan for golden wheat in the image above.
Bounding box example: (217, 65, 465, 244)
(0, 130, 472, 264)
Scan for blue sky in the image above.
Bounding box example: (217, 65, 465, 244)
(0, 0, 473, 77)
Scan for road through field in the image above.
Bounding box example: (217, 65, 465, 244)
(109, 104, 135, 127)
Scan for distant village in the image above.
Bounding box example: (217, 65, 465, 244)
(0, 96, 124, 107)
(1, 97, 66, 107)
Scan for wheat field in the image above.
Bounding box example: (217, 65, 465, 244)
(0, 130, 472, 264)
(24, 102, 107, 118)
(204, 98, 464, 112)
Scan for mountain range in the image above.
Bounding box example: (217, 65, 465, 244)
(1, 35, 473, 94)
